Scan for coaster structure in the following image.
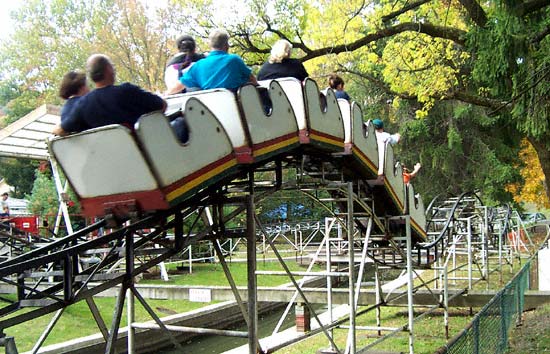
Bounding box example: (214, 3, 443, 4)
(0, 79, 532, 354)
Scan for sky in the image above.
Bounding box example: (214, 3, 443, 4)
(0, 1, 23, 40)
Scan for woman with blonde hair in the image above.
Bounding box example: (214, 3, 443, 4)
(257, 39, 308, 81)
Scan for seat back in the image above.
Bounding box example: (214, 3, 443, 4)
(135, 102, 237, 206)
(304, 78, 345, 151)
(238, 81, 299, 161)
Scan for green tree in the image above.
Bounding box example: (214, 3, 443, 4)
(0, 158, 38, 198)
(222, 0, 549, 203)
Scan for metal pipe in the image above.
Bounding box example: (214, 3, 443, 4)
(246, 194, 258, 354)
(126, 287, 135, 354)
(405, 215, 414, 354)
(131, 323, 249, 337)
(347, 182, 356, 354)
(255, 271, 348, 277)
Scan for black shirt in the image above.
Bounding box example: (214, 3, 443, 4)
(61, 83, 164, 132)
(257, 58, 308, 81)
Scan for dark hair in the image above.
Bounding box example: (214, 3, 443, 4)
(87, 54, 113, 83)
(176, 35, 196, 53)
(328, 74, 344, 89)
(59, 71, 87, 99)
(1, 192, 8, 197)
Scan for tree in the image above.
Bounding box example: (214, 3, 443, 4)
(506, 139, 550, 208)
(0, 158, 39, 198)
(217, 0, 549, 203)
(2, 0, 549, 205)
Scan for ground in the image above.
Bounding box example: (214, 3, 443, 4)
(507, 302, 550, 353)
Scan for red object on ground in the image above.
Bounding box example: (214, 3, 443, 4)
(11, 216, 40, 234)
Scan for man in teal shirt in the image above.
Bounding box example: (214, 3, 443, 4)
(166, 29, 257, 93)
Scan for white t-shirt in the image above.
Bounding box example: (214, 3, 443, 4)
(375, 130, 400, 175)
(375, 130, 400, 145)
(1, 199, 9, 214)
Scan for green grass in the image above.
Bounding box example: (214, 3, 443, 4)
(507, 302, 550, 353)
(275, 306, 475, 354)
(5, 260, 320, 352)
(2, 255, 526, 353)
(5, 297, 206, 352)
(142, 260, 320, 287)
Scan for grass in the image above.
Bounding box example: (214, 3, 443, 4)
(507, 302, 550, 353)
(2, 253, 530, 353)
(275, 306, 476, 354)
(5, 296, 207, 352)
(141, 259, 321, 287)
(4, 260, 320, 352)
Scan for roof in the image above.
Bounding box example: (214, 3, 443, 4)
(0, 105, 60, 160)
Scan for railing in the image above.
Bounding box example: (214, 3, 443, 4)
(435, 260, 530, 354)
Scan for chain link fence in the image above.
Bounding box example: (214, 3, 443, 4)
(436, 260, 530, 354)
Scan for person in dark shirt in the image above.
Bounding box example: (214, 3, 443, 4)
(52, 54, 167, 136)
(59, 70, 89, 123)
(328, 73, 351, 101)
(257, 39, 308, 81)
(164, 34, 205, 91)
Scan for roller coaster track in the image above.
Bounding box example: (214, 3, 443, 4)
(0, 78, 527, 354)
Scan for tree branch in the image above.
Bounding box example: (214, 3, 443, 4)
(457, 0, 488, 27)
(342, 66, 416, 99)
(514, 0, 550, 16)
(343, 66, 506, 109)
(299, 22, 466, 62)
(531, 26, 550, 44)
(381, 0, 432, 23)
(451, 91, 506, 110)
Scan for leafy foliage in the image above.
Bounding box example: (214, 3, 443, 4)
(0, 158, 39, 198)
(506, 140, 550, 208)
(1, 0, 549, 207)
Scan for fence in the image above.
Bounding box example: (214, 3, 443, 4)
(436, 260, 530, 354)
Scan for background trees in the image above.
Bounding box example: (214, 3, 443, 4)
(0, 0, 548, 209)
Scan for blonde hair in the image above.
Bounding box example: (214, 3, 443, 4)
(269, 40, 292, 64)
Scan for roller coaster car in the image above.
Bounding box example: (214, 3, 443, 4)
(48, 77, 427, 242)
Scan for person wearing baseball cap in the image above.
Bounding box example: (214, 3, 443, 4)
(372, 118, 400, 145)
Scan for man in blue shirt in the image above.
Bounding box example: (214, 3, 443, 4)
(53, 54, 167, 136)
(166, 29, 257, 94)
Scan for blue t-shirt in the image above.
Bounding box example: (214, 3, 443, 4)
(60, 96, 84, 123)
(61, 83, 164, 132)
(335, 90, 351, 101)
(180, 51, 251, 91)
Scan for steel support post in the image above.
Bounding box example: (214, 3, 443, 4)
(126, 288, 135, 354)
(106, 285, 127, 354)
(130, 286, 183, 351)
(32, 308, 65, 354)
(374, 263, 382, 337)
(126, 230, 135, 354)
(483, 206, 489, 282)
(346, 182, 356, 354)
(213, 240, 250, 324)
(0, 335, 18, 354)
(325, 218, 335, 350)
(499, 218, 503, 284)
(443, 267, 449, 339)
(85, 296, 110, 340)
(405, 215, 414, 354)
(246, 194, 258, 354)
(272, 228, 330, 335)
(467, 218, 473, 290)
(49, 158, 74, 235)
